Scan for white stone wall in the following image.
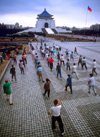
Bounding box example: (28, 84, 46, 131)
(36, 19, 55, 29)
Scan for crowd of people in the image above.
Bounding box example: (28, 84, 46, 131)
(31, 42, 97, 96)
(2, 41, 98, 136)
(29, 41, 98, 135)
(3, 47, 28, 105)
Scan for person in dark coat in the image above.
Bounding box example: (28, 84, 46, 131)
(43, 78, 51, 98)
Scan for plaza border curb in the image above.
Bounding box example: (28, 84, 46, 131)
(0, 59, 11, 82)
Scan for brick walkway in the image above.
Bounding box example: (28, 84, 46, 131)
(0, 41, 100, 137)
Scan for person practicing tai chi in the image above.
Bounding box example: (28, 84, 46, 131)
(48, 99, 64, 136)
(3, 79, 13, 105)
(88, 73, 96, 96)
(72, 63, 79, 80)
(65, 74, 72, 94)
(43, 78, 51, 98)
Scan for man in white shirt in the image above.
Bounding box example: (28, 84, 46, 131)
(72, 63, 79, 79)
(92, 59, 97, 75)
(88, 73, 96, 95)
(82, 57, 87, 70)
(48, 99, 64, 136)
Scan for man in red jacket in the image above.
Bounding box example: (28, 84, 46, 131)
(49, 57, 54, 71)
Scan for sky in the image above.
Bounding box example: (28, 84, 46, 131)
(0, 0, 100, 28)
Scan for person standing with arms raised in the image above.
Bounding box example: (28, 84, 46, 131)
(48, 99, 64, 136)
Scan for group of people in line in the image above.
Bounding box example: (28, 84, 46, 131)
(31, 42, 65, 135)
(3, 47, 28, 105)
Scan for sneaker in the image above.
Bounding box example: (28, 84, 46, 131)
(43, 93, 45, 96)
(61, 132, 65, 136)
(10, 103, 13, 105)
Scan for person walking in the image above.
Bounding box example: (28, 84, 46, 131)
(82, 57, 87, 70)
(43, 78, 51, 98)
(92, 59, 97, 75)
(57, 52, 60, 62)
(13, 54, 17, 64)
(10, 65, 17, 81)
(60, 54, 65, 66)
(19, 60, 24, 74)
(47, 55, 50, 67)
(35, 56, 39, 68)
(66, 59, 70, 71)
(78, 55, 82, 68)
(88, 73, 96, 96)
(3, 79, 13, 105)
(65, 49, 69, 57)
(22, 53, 27, 64)
(37, 65, 44, 82)
(48, 99, 64, 136)
(65, 74, 72, 94)
(49, 57, 54, 71)
(70, 51, 74, 61)
(56, 63, 62, 79)
(74, 47, 78, 54)
(72, 63, 79, 80)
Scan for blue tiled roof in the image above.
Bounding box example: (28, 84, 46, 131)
(38, 9, 53, 17)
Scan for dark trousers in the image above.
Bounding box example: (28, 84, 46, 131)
(43, 90, 50, 97)
(65, 84, 72, 94)
(52, 116, 64, 133)
(60, 60, 65, 66)
(92, 68, 97, 75)
(66, 65, 70, 71)
(20, 67, 24, 74)
(50, 63, 53, 71)
(12, 73, 16, 81)
(24, 58, 27, 64)
(82, 63, 87, 70)
(78, 61, 82, 68)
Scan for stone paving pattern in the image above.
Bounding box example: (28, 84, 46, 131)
(0, 39, 100, 137)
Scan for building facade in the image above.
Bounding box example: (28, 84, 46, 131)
(35, 8, 55, 29)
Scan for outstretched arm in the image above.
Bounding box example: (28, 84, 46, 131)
(57, 98, 62, 106)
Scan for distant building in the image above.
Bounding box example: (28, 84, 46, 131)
(19, 9, 72, 34)
(90, 24, 100, 31)
(5, 23, 22, 29)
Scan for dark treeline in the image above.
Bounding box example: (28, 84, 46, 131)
(0, 28, 24, 36)
(72, 29, 100, 36)
(0, 24, 26, 36)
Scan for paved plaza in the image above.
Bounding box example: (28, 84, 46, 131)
(0, 39, 100, 137)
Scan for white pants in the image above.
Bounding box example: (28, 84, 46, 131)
(72, 71, 79, 79)
(6, 94, 13, 104)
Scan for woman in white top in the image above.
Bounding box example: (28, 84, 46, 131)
(60, 54, 65, 66)
(72, 63, 79, 79)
